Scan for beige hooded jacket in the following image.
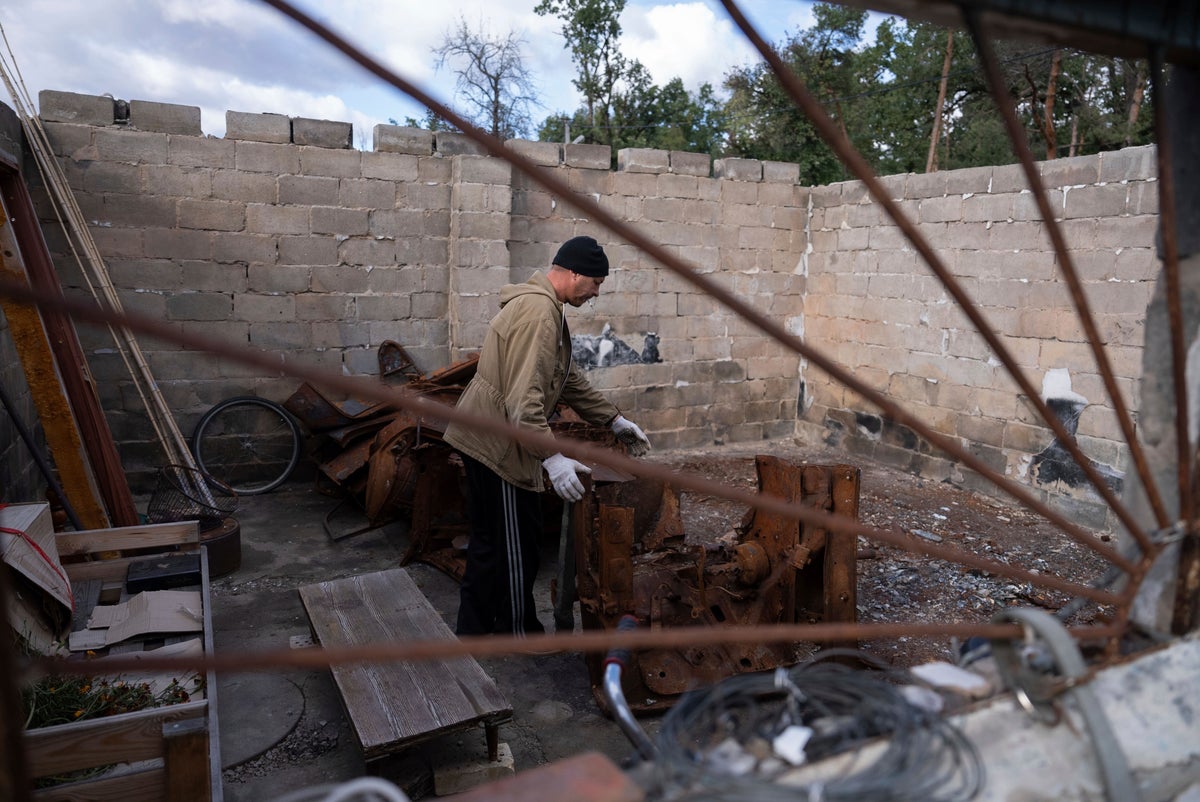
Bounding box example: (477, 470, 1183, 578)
(443, 271, 619, 492)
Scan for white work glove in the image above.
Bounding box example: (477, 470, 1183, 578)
(611, 415, 651, 457)
(543, 452, 591, 502)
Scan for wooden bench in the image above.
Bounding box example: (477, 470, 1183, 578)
(298, 568, 511, 765)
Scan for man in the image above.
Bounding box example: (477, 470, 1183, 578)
(444, 235, 651, 636)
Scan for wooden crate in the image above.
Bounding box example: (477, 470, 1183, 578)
(21, 521, 222, 801)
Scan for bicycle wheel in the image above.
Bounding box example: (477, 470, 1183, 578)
(191, 396, 303, 495)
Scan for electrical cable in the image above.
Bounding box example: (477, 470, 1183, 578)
(652, 650, 983, 802)
(989, 607, 1141, 802)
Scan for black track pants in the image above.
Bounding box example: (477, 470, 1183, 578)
(455, 454, 546, 636)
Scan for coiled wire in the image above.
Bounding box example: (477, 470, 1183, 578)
(652, 650, 983, 801)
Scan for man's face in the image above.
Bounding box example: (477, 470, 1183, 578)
(564, 271, 605, 307)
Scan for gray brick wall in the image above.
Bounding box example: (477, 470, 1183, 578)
(798, 145, 1160, 531)
(18, 90, 1162, 522)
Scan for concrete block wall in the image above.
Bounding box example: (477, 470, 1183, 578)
(31, 91, 810, 483)
(799, 146, 1160, 530)
(24, 89, 1159, 524)
(507, 145, 808, 450)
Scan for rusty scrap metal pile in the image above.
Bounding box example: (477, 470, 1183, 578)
(285, 342, 861, 711)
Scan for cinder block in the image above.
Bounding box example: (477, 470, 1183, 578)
(291, 116, 353, 149)
(763, 160, 799, 183)
(714, 157, 762, 182)
(129, 99, 201, 135)
(279, 174, 339, 206)
(169, 136, 235, 169)
(617, 147, 669, 174)
(669, 150, 710, 176)
(339, 178, 396, 209)
(564, 142, 611, 169)
(39, 90, 115, 126)
(279, 235, 338, 266)
(226, 110, 291, 144)
(299, 147, 362, 178)
(433, 742, 515, 796)
(178, 199, 245, 232)
(436, 131, 487, 156)
(1099, 144, 1157, 184)
(235, 140, 300, 175)
(505, 138, 561, 166)
(93, 128, 168, 164)
(361, 150, 419, 181)
(374, 124, 433, 155)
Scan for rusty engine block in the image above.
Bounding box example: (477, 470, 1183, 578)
(576, 457, 860, 712)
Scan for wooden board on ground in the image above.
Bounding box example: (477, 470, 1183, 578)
(299, 568, 511, 762)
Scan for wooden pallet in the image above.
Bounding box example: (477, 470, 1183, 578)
(22, 520, 221, 801)
(299, 568, 511, 764)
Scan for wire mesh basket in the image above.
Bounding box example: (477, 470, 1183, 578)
(146, 464, 238, 531)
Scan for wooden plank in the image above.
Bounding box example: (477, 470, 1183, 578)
(0, 206, 109, 530)
(1, 170, 139, 527)
(164, 718, 210, 802)
(71, 579, 103, 633)
(199, 546, 224, 801)
(299, 568, 511, 760)
(56, 521, 199, 559)
(31, 764, 163, 802)
(24, 700, 207, 776)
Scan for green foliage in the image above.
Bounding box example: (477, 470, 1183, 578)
(535, 0, 627, 143)
(528, 1, 1156, 177)
(719, 3, 1154, 176)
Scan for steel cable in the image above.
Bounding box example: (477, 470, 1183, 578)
(652, 651, 984, 802)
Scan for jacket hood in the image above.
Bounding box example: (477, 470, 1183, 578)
(499, 271, 559, 309)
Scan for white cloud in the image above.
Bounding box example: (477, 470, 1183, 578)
(0, 0, 819, 141)
(622, 3, 759, 91)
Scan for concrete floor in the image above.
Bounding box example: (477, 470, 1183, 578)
(210, 480, 648, 801)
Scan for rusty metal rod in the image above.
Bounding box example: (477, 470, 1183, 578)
(0, 276, 1133, 598)
(23, 620, 1124, 679)
(257, 0, 1139, 574)
(961, 7, 1168, 543)
(718, 0, 1155, 555)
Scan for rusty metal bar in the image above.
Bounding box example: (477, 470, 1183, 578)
(29, 620, 1123, 679)
(960, 7, 1167, 546)
(256, 0, 1137, 574)
(718, 0, 1155, 557)
(0, 276, 1134, 597)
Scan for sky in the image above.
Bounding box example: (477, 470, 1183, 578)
(0, 0, 830, 146)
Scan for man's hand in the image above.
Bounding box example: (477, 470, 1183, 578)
(543, 452, 591, 502)
(611, 415, 651, 457)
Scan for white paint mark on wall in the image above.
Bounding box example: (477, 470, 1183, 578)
(1041, 367, 1088, 405)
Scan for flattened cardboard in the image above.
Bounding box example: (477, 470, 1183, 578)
(71, 589, 203, 650)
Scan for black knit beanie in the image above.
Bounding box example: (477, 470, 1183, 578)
(553, 236, 609, 278)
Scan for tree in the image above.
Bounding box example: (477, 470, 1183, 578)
(433, 17, 539, 140)
(534, 0, 627, 145)
(722, 3, 872, 184)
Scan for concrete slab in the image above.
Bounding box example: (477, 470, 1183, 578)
(217, 673, 304, 768)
